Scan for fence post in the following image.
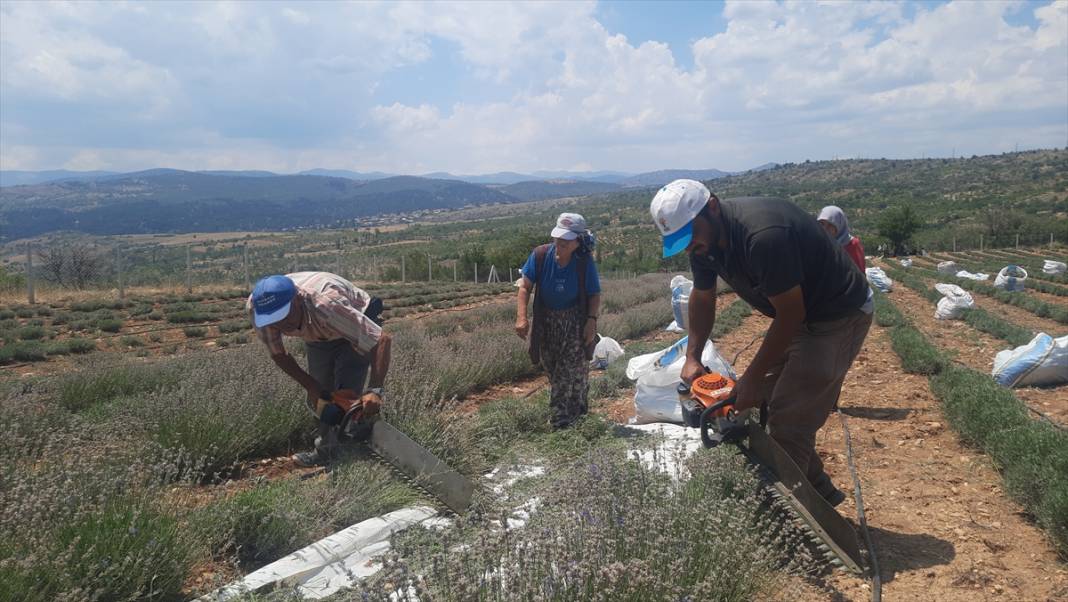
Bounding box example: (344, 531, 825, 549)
(26, 243, 35, 305)
(509, 267, 513, 283)
(1052, 233, 1056, 249)
(453, 261, 457, 282)
(1015, 234, 1019, 250)
(980, 234, 984, 252)
(953, 236, 957, 252)
(474, 263, 478, 283)
(116, 246, 124, 301)
(427, 253, 432, 282)
(335, 249, 341, 277)
(401, 255, 406, 283)
(186, 245, 193, 294)
(243, 244, 250, 288)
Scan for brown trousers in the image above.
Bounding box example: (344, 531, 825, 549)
(759, 309, 872, 485)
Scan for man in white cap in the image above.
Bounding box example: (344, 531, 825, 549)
(650, 180, 872, 506)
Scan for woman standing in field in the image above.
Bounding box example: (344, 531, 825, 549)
(818, 205, 866, 271)
(515, 213, 601, 429)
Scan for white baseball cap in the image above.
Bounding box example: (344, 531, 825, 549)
(650, 179, 711, 257)
(551, 212, 587, 240)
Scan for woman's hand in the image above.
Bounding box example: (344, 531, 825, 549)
(515, 317, 529, 340)
(583, 317, 597, 346)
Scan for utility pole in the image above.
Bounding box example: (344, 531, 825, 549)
(25, 243, 35, 305)
(186, 245, 193, 294)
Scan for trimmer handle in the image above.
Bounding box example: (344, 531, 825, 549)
(699, 396, 737, 447)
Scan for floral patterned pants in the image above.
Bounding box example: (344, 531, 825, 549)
(538, 306, 589, 428)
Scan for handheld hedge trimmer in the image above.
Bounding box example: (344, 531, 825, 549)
(316, 390, 475, 515)
(678, 372, 865, 574)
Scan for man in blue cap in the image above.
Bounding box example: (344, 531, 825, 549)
(650, 179, 872, 506)
(249, 271, 391, 466)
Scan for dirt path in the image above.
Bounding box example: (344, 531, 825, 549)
(713, 308, 1068, 601)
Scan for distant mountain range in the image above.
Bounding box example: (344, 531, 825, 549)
(0, 164, 777, 239)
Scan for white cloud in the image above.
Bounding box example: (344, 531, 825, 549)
(0, 0, 1064, 173)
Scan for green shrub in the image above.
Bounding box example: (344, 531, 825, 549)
(12, 342, 46, 362)
(16, 325, 46, 340)
(50, 312, 71, 325)
(96, 318, 123, 333)
(147, 310, 164, 321)
(218, 320, 248, 333)
(64, 338, 96, 354)
(120, 335, 145, 348)
(0, 310, 14, 319)
(166, 310, 209, 324)
(15, 308, 34, 318)
(183, 326, 207, 338)
(148, 332, 163, 343)
(34, 306, 53, 317)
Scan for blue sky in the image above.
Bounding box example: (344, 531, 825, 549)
(0, 0, 1065, 174)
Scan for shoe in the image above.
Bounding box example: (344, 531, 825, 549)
(292, 449, 327, 467)
(811, 473, 847, 507)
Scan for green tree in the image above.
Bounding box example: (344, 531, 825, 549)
(877, 204, 922, 256)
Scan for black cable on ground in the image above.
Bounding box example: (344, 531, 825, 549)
(839, 411, 881, 602)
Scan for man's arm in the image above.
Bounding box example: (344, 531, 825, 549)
(366, 332, 391, 389)
(271, 352, 322, 409)
(733, 285, 805, 411)
(681, 283, 717, 384)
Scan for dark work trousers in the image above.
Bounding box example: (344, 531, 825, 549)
(757, 310, 872, 489)
(305, 339, 370, 404)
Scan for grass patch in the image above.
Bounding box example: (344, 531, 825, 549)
(56, 361, 183, 412)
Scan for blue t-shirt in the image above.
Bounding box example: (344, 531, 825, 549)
(521, 244, 601, 310)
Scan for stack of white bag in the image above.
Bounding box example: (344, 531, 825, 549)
(865, 267, 893, 292)
(934, 283, 974, 320)
(665, 275, 692, 333)
(955, 270, 989, 281)
(937, 261, 960, 275)
(589, 336, 624, 370)
(627, 336, 736, 424)
(993, 265, 1027, 292)
(1043, 260, 1067, 275)
(900, 258, 913, 268)
(992, 333, 1068, 388)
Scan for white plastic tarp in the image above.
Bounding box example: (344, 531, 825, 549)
(934, 283, 974, 320)
(865, 267, 893, 293)
(955, 270, 990, 281)
(937, 261, 960, 275)
(992, 333, 1068, 388)
(1043, 260, 1067, 275)
(994, 265, 1028, 292)
(670, 275, 693, 330)
(665, 320, 686, 333)
(200, 506, 446, 601)
(627, 335, 736, 425)
(589, 336, 624, 370)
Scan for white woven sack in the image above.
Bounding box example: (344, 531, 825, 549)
(993, 265, 1027, 292)
(934, 283, 974, 320)
(937, 261, 959, 274)
(1043, 260, 1067, 275)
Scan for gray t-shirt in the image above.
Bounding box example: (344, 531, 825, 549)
(690, 197, 869, 322)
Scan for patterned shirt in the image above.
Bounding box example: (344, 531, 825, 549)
(248, 272, 382, 356)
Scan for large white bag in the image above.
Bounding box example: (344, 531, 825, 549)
(955, 270, 989, 281)
(865, 267, 893, 293)
(992, 333, 1068, 388)
(993, 265, 1027, 292)
(589, 336, 624, 370)
(670, 275, 693, 329)
(628, 336, 736, 424)
(934, 283, 974, 320)
(900, 258, 913, 268)
(937, 261, 960, 275)
(1043, 260, 1067, 275)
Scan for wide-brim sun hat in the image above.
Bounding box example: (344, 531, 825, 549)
(650, 179, 711, 257)
(551, 212, 587, 240)
(251, 275, 297, 328)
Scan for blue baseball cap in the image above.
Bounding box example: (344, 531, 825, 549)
(251, 275, 296, 328)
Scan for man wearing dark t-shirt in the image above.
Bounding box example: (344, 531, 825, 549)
(650, 179, 872, 506)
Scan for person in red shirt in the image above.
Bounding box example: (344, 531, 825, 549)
(818, 206, 865, 271)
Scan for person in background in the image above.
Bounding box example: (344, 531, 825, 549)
(818, 205, 865, 271)
(650, 180, 872, 506)
(515, 213, 601, 429)
(248, 272, 391, 466)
